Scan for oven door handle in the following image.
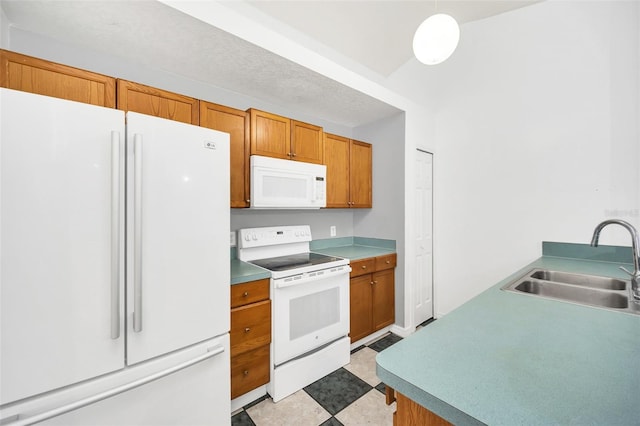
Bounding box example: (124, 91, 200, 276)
(273, 266, 351, 289)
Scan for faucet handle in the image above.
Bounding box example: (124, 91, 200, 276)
(619, 265, 637, 278)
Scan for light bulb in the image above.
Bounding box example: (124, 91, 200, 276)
(413, 13, 460, 65)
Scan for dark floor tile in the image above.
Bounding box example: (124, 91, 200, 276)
(320, 417, 344, 426)
(304, 367, 372, 415)
(367, 333, 402, 352)
(375, 382, 386, 394)
(231, 410, 255, 426)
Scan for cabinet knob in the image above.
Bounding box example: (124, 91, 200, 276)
(292, 153, 297, 157)
(386, 260, 391, 264)
(361, 265, 367, 269)
(373, 280, 378, 285)
(287, 152, 292, 157)
(243, 370, 249, 376)
(244, 327, 251, 333)
(370, 281, 374, 285)
(243, 291, 249, 297)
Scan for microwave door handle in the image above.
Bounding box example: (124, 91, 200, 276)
(313, 177, 317, 200)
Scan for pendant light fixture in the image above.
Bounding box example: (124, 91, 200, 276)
(413, 7, 460, 65)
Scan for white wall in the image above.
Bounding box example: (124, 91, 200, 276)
(391, 0, 640, 316)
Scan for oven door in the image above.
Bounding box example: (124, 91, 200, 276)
(272, 267, 349, 365)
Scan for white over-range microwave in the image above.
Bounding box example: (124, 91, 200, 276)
(250, 155, 326, 209)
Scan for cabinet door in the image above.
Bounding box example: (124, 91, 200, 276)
(231, 344, 270, 399)
(249, 109, 291, 160)
(291, 120, 323, 164)
(0, 49, 115, 107)
(350, 140, 372, 208)
(324, 133, 351, 208)
(117, 79, 199, 125)
(350, 274, 373, 343)
(372, 269, 395, 331)
(201, 101, 249, 208)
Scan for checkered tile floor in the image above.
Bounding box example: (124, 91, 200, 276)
(231, 333, 404, 426)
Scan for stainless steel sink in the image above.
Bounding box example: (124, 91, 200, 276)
(528, 270, 626, 290)
(501, 268, 639, 315)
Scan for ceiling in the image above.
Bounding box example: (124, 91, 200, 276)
(0, 0, 541, 128)
(245, 0, 541, 77)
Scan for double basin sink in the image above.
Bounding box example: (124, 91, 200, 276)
(502, 268, 640, 315)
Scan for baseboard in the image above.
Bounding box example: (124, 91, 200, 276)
(231, 386, 267, 413)
(390, 324, 413, 338)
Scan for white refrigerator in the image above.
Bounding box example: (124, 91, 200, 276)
(0, 88, 231, 425)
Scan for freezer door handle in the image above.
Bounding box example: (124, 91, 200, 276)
(111, 131, 121, 340)
(0, 344, 226, 426)
(133, 134, 143, 333)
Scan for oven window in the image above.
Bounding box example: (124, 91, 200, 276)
(289, 287, 340, 340)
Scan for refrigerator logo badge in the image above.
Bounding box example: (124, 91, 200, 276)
(204, 141, 217, 150)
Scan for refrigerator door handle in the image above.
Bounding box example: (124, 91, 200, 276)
(0, 344, 226, 426)
(133, 134, 143, 333)
(111, 131, 121, 340)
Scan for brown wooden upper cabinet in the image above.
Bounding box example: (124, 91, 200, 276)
(0, 49, 116, 107)
(117, 79, 199, 125)
(248, 108, 323, 164)
(200, 101, 250, 208)
(325, 133, 372, 208)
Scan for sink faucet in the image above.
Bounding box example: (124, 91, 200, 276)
(590, 219, 640, 301)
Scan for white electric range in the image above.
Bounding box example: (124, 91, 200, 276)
(237, 225, 351, 402)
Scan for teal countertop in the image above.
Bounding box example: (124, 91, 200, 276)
(376, 242, 640, 426)
(230, 236, 396, 285)
(230, 259, 270, 285)
(310, 236, 396, 260)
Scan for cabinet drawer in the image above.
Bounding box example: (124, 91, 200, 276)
(231, 344, 270, 399)
(231, 279, 270, 308)
(375, 253, 397, 271)
(230, 300, 271, 356)
(350, 258, 376, 278)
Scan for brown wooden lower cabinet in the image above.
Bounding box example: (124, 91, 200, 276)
(230, 344, 270, 399)
(230, 279, 271, 399)
(349, 253, 396, 343)
(386, 386, 453, 426)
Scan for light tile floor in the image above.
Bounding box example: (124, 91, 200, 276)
(231, 332, 405, 426)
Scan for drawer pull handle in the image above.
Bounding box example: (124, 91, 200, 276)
(243, 370, 249, 376)
(243, 292, 249, 297)
(244, 327, 251, 333)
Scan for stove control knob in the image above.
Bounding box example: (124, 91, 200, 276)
(244, 234, 250, 241)
(252, 233, 258, 241)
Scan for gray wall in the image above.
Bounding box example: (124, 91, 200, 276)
(353, 112, 406, 326)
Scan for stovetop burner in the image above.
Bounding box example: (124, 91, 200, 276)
(249, 252, 343, 272)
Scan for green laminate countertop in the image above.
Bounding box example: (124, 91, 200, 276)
(376, 249, 640, 425)
(310, 236, 396, 260)
(230, 258, 270, 285)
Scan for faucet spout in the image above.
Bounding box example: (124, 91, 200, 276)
(590, 219, 640, 300)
